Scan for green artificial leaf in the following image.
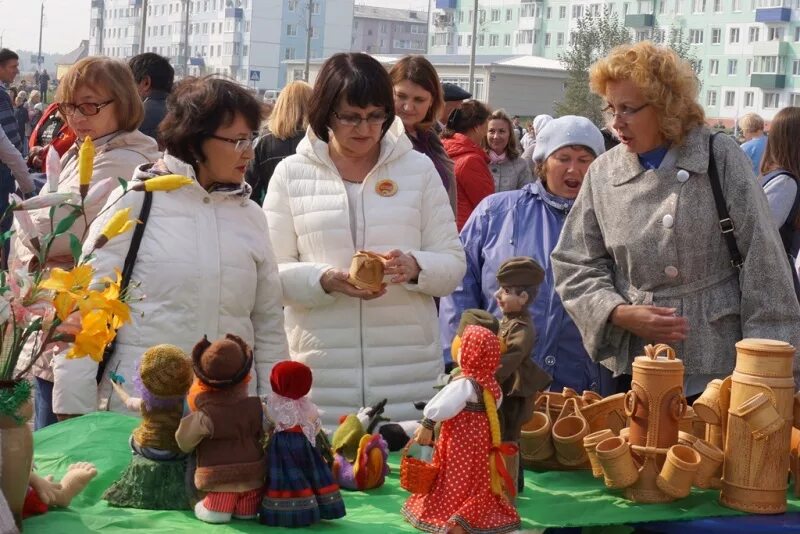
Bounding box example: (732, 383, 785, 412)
(69, 234, 82, 265)
(53, 211, 81, 236)
(0, 229, 14, 246)
(117, 177, 128, 193)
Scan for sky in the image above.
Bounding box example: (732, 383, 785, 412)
(0, 0, 432, 55)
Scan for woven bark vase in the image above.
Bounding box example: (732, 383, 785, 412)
(720, 339, 796, 515)
(347, 251, 386, 292)
(0, 381, 33, 531)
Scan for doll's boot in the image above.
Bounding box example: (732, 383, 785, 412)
(194, 500, 232, 523)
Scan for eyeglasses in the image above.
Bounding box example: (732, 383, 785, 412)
(207, 134, 257, 153)
(602, 103, 649, 122)
(57, 100, 114, 117)
(332, 110, 389, 127)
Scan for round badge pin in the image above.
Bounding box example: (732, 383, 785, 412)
(375, 179, 398, 197)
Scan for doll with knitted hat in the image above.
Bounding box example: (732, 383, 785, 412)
(260, 360, 346, 527)
(175, 334, 266, 524)
(103, 344, 194, 510)
(401, 325, 520, 534)
(494, 257, 552, 497)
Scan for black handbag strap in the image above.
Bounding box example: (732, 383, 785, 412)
(96, 191, 153, 383)
(707, 133, 744, 270)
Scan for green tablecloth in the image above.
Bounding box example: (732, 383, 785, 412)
(24, 412, 800, 533)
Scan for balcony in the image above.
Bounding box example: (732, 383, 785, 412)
(750, 73, 786, 89)
(755, 7, 791, 22)
(752, 40, 790, 56)
(435, 0, 457, 8)
(625, 14, 655, 28)
(225, 7, 243, 18)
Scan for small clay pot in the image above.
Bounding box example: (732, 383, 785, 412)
(693, 379, 723, 425)
(693, 438, 724, 489)
(656, 444, 700, 499)
(519, 411, 554, 461)
(584, 429, 615, 478)
(596, 437, 639, 489)
(552, 415, 589, 466)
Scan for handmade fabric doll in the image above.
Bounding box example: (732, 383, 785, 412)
(175, 334, 265, 524)
(260, 360, 346, 527)
(331, 401, 390, 490)
(494, 257, 552, 495)
(401, 325, 520, 534)
(103, 344, 194, 509)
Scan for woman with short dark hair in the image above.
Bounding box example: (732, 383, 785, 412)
(52, 76, 288, 423)
(264, 53, 465, 427)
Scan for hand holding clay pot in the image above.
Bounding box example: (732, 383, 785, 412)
(383, 249, 421, 284)
(322, 269, 386, 300)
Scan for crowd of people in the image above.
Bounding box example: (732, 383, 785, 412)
(0, 42, 799, 471)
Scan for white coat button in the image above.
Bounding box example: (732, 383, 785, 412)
(676, 170, 690, 183)
(664, 265, 679, 278)
(203, 197, 210, 204)
(544, 355, 556, 367)
(662, 214, 674, 228)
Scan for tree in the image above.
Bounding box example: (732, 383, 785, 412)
(555, 8, 631, 125)
(555, 11, 696, 125)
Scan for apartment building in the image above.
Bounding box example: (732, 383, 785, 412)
(89, 0, 353, 90)
(429, 0, 800, 123)
(351, 6, 429, 54)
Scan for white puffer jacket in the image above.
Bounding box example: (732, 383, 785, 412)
(264, 118, 466, 427)
(52, 153, 288, 415)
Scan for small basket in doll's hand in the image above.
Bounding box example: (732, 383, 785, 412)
(400, 440, 438, 494)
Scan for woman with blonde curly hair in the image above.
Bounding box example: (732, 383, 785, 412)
(552, 41, 800, 395)
(481, 109, 534, 192)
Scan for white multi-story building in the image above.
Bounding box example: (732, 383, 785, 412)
(351, 5, 429, 54)
(89, 0, 354, 90)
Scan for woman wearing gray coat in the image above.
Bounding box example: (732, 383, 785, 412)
(551, 42, 800, 396)
(483, 110, 534, 192)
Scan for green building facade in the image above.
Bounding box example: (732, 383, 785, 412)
(429, 0, 800, 124)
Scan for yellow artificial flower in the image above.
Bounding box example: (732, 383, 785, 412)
(53, 292, 75, 322)
(101, 208, 138, 241)
(40, 265, 94, 295)
(131, 174, 194, 192)
(78, 137, 95, 200)
(68, 309, 113, 362)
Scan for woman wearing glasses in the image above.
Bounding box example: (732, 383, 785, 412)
(264, 53, 465, 427)
(551, 41, 800, 396)
(11, 56, 160, 429)
(51, 76, 288, 421)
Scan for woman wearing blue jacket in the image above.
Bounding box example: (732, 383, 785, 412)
(439, 116, 613, 395)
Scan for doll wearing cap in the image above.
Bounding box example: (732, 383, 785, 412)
(104, 344, 194, 509)
(175, 334, 266, 524)
(495, 257, 552, 495)
(260, 361, 346, 527)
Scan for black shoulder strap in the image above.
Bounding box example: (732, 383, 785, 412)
(707, 132, 744, 270)
(96, 191, 153, 383)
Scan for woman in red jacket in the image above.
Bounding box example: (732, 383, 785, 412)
(442, 100, 494, 230)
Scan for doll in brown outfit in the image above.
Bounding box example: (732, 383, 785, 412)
(494, 257, 552, 496)
(175, 334, 266, 524)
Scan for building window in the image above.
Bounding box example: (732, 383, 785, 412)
(763, 92, 780, 108)
(284, 47, 295, 60)
(504, 33, 511, 46)
(714, 0, 723, 10)
(571, 4, 584, 18)
(755, 55, 782, 73)
(724, 91, 735, 106)
(288, 0, 297, 11)
(517, 29, 534, 45)
(692, 0, 706, 12)
(478, 33, 485, 46)
(559, 5, 567, 18)
(768, 27, 784, 41)
(506, 8, 513, 20)
(748, 26, 759, 43)
(380, 23, 387, 33)
(636, 30, 650, 41)
(624, 2, 630, 15)
(689, 29, 704, 44)
(711, 28, 721, 44)
(521, 3, 536, 17)
(744, 91, 754, 107)
(732, 0, 742, 9)
(791, 93, 800, 106)
(729, 27, 740, 43)
(458, 34, 463, 46)
(793, 59, 800, 75)
(546, 6, 552, 18)
(728, 59, 738, 75)
(557, 32, 565, 46)
(709, 59, 719, 75)
(691, 59, 703, 74)
(491, 8, 500, 21)
(457, 10, 464, 23)
(746, 58, 752, 75)
(545, 33, 551, 46)
(706, 90, 717, 106)
(659, 0, 666, 12)
(489, 34, 499, 46)
(286, 24, 296, 36)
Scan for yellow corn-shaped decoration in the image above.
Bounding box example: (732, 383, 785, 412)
(93, 207, 138, 250)
(78, 137, 96, 199)
(131, 174, 194, 192)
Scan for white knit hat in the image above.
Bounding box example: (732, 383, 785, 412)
(532, 115, 605, 163)
(533, 114, 553, 134)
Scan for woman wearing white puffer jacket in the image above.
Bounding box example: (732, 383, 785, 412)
(265, 53, 465, 428)
(52, 77, 288, 417)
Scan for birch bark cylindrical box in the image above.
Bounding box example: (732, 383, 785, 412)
(720, 339, 796, 515)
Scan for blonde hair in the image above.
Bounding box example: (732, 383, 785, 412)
(28, 90, 41, 104)
(481, 109, 521, 159)
(267, 81, 312, 140)
(739, 112, 765, 134)
(589, 41, 705, 146)
(56, 56, 144, 132)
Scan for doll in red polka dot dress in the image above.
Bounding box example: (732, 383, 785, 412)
(401, 325, 520, 534)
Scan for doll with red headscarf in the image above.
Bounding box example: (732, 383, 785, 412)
(401, 325, 520, 534)
(175, 334, 266, 524)
(260, 360, 346, 527)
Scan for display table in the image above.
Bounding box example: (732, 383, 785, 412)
(24, 413, 800, 533)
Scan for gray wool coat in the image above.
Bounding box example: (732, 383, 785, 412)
(489, 155, 535, 192)
(551, 126, 800, 383)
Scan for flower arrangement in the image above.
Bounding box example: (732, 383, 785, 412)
(0, 137, 193, 420)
